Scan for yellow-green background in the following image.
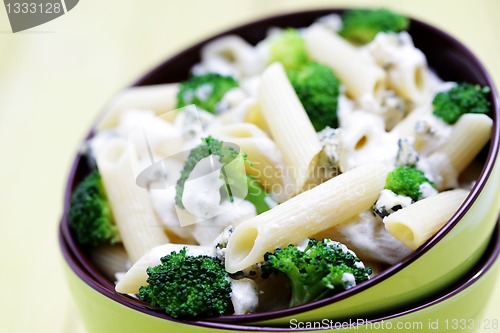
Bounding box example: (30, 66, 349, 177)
(0, 0, 499, 332)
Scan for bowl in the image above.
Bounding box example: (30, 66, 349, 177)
(60, 8, 500, 326)
(61, 220, 500, 333)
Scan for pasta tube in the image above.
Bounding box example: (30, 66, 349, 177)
(305, 25, 385, 99)
(258, 62, 322, 195)
(224, 163, 388, 273)
(438, 113, 492, 174)
(95, 137, 169, 262)
(90, 245, 131, 281)
(97, 83, 179, 131)
(115, 244, 212, 294)
(384, 189, 469, 250)
(210, 122, 287, 202)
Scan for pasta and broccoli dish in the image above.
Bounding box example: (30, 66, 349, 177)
(68, 9, 493, 319)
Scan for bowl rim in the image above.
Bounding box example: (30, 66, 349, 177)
(60, 220, 500, 331)
(60, 7, 500, 324)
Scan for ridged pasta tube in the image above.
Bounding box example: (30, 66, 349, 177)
(225, 163, 388, 273)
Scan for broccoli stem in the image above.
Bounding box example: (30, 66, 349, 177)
(290, 279, 332, 307)
(245, 175, 273, 214)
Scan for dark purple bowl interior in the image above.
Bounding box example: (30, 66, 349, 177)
(60, 8, 500, 324)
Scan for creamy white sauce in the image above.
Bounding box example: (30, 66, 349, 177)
(327, 210, 413, 265)
(195, 83, 213, 102)
(213, 225, 234, 262)
(215, 87, 247, 114)
(191, 200, 257, 246)
(395, 137, 419, 167)
(414, 114, 452, 156)
(341, 272, 356, 289)
(149, 186, 195, 241)
(337, 94, 355, 128)
(374, 189, 412, 217)
(317, 126, 342, 167)
(229, 278, 259, 315)
(419, 182, 438, 199)
(296, 238, 310, 252)
(417, 153, 458, 190)
(339, 111, 399, 171)
(174, 105, 215, 143)
(354, 261, 365, 269)
(182, 156, 225, 219)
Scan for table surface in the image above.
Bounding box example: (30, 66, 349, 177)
(0, 0, 499, 332)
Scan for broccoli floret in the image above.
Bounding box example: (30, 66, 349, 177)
(68, 171, 119, 247)
(261, 239, 371, 307)
(288, 62, 341, 131)
(340, 9, 410, 44)
(138, 247, 231, 319)
(432, 83, 491, 124)
(176, 73, 239, 114)
(268, 28, 309, 71)
(175, 137, 274, 214)
(385, 166, 435, 202)
(175, 136, 240, 208)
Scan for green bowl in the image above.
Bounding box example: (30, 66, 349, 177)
(60, 9, 500, 326)
(60, 221, 500, 333)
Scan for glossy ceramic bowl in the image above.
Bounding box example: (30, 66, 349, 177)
(60, 9, 500, 326)
(61, 222, 500, 333)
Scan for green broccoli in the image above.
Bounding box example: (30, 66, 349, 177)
(175, 136, 273, 214)
(432, 83, 491, 124)
(288, 61, 341, 131)
(261, 239, 371, 307)
(268, 28, 309, 71)
(68, 171, 119, 247)
(340, 9, 410, 44)
(175, 136, 239, 208)
(176, 73, 238, 114)
(385, 166, 435, 202)
(138, 247, 231, 319)
(246, 175, 275, 214)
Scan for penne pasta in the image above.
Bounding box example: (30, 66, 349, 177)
(201, 35, 264, 77)
(438, 113, 492, 175)
(90, 244, 131, 281)
(384, 189, 469, 250)
(368, 31, 430, 103)
(209, 122, 287, 202)
(115, 244, 213, 294)
(97, 83, 179, 132)
(257, 62, 323, 195)
(305, 25, 385, 100)
(418, 113, 493, 190)
(95, 137, 169, 263)
(74, 14, 495, 316)
(390, 105, 431, 138)
(387, 51, 428, 103)
(224, 163, 388, 273)
(314, 210, 413, 265)
(339, 111, 398, 172)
